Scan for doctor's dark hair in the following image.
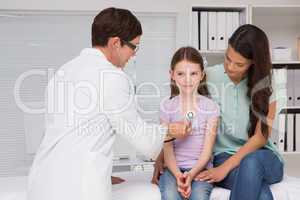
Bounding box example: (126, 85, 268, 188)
(170, 46, 210, 99)
(229, 24, 273, 139)
(92, 7, 142, 47)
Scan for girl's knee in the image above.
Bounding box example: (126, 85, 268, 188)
(190, 181, 213, 200)
(161, 187, 182, 200)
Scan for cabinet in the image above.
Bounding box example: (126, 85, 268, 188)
(190, 5, 300, 66)
(190, 5, 249, 66)
(273, 64, 300, 155)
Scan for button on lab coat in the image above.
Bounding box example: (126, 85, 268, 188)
(27, 48, 167, 200)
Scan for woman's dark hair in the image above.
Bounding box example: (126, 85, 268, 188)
(229, 24, 273, 138)
(170, 46, 210, 99)
(92, 7, 142, 47)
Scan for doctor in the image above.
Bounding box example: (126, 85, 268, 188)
(27, 7, 191, 200)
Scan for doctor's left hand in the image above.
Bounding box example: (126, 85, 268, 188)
(167, 121, 192, 140)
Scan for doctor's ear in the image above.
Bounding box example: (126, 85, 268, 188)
(108, 37, 121, 49)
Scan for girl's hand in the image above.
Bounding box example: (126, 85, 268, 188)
(194, 165, 229, 183)
(177, 171, 192, 199)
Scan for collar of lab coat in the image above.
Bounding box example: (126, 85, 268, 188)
(80, 47, 114, 67)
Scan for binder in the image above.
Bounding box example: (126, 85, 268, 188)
(296, 114, 300, 151)
(208, 11, 217, 50)
(287, 69, 295, 107)
(232, 12, 240, 35)
(294, 69, 300, 107)
(277, 112, 286, 152)
(226, 12, 233, 39)
(192, 11, 199, 49)
(200, 11, 208, 50)
(287, 114, 294, 152)
(216, 12, 226, 50)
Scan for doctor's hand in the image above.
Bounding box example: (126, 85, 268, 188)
(167, 121, 192, 140)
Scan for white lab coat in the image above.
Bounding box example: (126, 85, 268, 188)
(27, 48, 167, 200)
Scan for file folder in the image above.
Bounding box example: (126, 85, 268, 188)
(217, 12, 226, 50)
(200, 11, 208, 50)
(192, 11, 199, 49)
(208, 12, 217, 50)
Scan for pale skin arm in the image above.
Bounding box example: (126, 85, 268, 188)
(189, 117, 219, 179)
(178, 117, 219, 198)
(195, 101, 276, 183)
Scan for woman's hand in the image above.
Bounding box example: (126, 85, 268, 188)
(151, 159, 165, 185)
(194, 165, 230, 183)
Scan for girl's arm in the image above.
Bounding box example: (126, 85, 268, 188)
(220, 101, 276, 173)
(189, 117, 218, 179)
(164, 140, 181, 177)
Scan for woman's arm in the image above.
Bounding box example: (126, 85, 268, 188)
(189, 117, 218, 179)
(196, 101, 276, 182)
(151, 149, 165, 184)
(160, 117, 180, 176)
(221, 101, 276, 173)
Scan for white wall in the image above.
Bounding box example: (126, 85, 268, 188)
(1, 0, 300, 176)
(1, 0, 300, 48)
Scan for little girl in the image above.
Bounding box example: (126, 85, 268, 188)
(158, 47, 220, 200)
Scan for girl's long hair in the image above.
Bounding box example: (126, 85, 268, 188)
(229, 24, 273, 138)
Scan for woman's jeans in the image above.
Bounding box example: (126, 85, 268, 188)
(159, 168, 213, 200)
(214, 149, 284, 200)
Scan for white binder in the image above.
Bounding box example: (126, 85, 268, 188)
(287, 69, 295, 107)
(294, 70, 300, 106)
(287, 114, 294, 152)
(232, 12, 240, 35)
(200, 11, 208, 50)
(278, 112, 286, 152)
(216, 12, 226, 50)
(226, 12, 233, 40)
(192, 11, 199, 49)
(208, 11, 217, 50)
(296, 114, 300, 151)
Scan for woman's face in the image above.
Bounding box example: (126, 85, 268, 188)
(224, 45, 252, 83)
(171, 60, 204, 95)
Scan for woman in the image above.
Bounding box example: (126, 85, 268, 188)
(152, 24, 283, 200)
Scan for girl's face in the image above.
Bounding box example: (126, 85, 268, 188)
(171, 60, 204, 95)
(224, 45, 252, 82)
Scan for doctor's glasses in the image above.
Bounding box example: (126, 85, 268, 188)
(122, 39, 139, 53)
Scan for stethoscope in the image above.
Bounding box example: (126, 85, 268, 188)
(186, 111, 194, 122)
